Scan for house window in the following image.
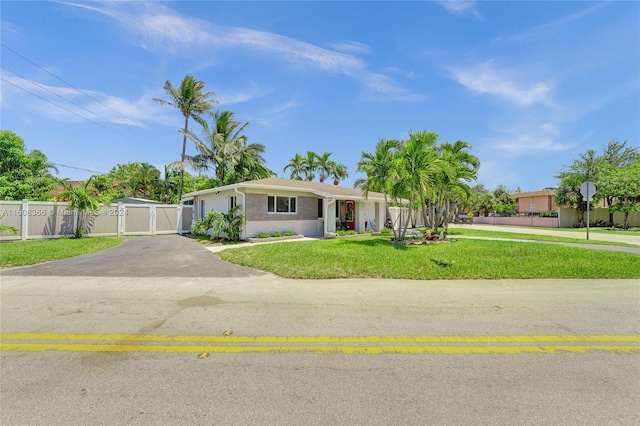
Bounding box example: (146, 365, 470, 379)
(199, 199, 206, 219)
(229, 195, 237, 210)
(317, 199, 323, 218)
(267, 196, 297, 213)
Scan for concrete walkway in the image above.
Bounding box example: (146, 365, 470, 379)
(449, 224, 640, 246)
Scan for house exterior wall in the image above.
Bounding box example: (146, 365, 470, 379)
(245, 193, 318, 221)
(357, 200, 377, 231)
(516, 195, 557, 213)
(194, 189, 324, 238)
(245, 220, 324, 238)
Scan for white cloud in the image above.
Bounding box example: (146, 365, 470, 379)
(435, 1, 483, 19)
(326, 41, 373, 56)
(361, 73, 427, 102)
(448, 61, 554, 107)
(487, 122, 576, 156)
(62, 1, 422, 101)
(216, 83, 275, 106)
(495, 2, 609, 43)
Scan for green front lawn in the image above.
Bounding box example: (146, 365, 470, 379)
(218, 237, 640, 280)
(0, 237, 126, 268)
(447, 228, 637, 246)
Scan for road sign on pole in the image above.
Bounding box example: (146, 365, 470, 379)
(580, 182, 596, 200)
(579, 181, 596, 240)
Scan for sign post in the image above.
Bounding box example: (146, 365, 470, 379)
(579, 181, 596, 240)
(530, 204, 535, 227)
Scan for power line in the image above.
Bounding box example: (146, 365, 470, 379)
(1, 43, 144, 131)
(1, 76, 136, 140)
(52, 163, 107, 175)
(2, 65, 141, 136)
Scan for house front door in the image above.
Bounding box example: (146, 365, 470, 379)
(344, 200, 355, 230)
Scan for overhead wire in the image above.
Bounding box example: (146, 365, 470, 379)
(1, 43, 145, 130)
(1, 76, 136, 140)
(1, 65, 141, 135)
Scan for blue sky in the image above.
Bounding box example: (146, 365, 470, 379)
(2, 1, 638, 191)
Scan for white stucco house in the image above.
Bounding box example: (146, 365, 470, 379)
(181, 178, 388, 239)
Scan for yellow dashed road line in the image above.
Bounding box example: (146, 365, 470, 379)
(1, 333, 638, 354)
(1, 343, 639, 354)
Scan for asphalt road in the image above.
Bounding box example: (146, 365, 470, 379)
(1, 236, 639, 425)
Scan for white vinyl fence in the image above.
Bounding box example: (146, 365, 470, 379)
(0, 200, 193, 241)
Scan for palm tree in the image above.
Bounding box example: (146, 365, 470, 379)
(356, 138, 401, 240)
(185, 111, 272, 185)
(315, 152, 333, 183)
(128, 163, 161, 198)
(283, 153, 306, 180)
(226, 142, 274, 184)
(555, 171, 588, 226)
(396, 131, 448, 239)
(432, 140, 479, 230)
(301, 150, 318, 181)
(57, 177, 107, 238)
(328, 161, 348, 185)
(153, 74, 216, 201)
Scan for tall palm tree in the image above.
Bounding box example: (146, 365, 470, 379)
(397, 131, 447, 239)
(283, 153, 306, 180)
(315, 152, 333, 183)
(153, 74, 216, 201)
(356, 138, 401, 240)
(226, 142, 274, 184)
(185, 111, 271, 185)
(433, 140, 480, 229)
(301, 150, 318, 181)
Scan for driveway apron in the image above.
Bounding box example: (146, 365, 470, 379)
(2, 235, 265, 277)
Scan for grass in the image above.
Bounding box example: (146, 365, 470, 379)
(538, 227, 640, 235)
(0, 237, 125, 268)
(447, 228, 637, 246)
(218, 236, 640, 280)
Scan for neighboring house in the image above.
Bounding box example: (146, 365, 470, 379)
(111, 197, 161, 204)
(181, 178, 387, 239)
(513, 188, 558, 213)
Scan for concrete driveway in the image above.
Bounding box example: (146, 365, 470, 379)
(1, 235, 265, 278)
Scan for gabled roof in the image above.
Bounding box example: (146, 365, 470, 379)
(183, 178, 387, 201)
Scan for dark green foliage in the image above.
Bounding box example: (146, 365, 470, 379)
(0, 130, 58, 201)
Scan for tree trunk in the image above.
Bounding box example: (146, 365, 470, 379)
(178, 115, 189, 203)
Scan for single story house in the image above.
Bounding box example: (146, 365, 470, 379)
(181, 178, 388, 239)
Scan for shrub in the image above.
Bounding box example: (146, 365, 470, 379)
(589, 218, 607, 228)
(380, 227, 392, 234)
(271, 231, 282, 237)
(336, 230, 348, 236)
(348, 230, 357, 235)
(283, 231, 294, 236)
(358, 229, 366, 234)
(191, 218, 209, 236)
(255, 232, 270, 238)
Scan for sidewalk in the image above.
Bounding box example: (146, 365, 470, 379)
(449, 224, 640, 246)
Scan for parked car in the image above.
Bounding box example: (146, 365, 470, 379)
(458, 214, 472, 224)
